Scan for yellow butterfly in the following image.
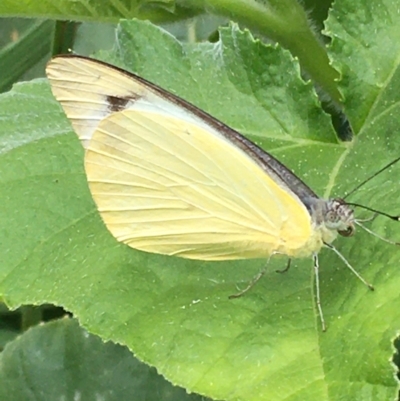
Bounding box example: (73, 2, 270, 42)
(46, 55, 373, 330)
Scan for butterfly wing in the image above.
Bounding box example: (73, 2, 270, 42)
(46, 56, 212, 149)
(47, 56, 316, 260)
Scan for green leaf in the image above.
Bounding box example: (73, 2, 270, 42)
(0, 317, 204, 401)
(0, 16, 399, 401)
(0, 19, 54, 92)
(326, 0, 400, 133)
(0, 0, 198, 23)
(0, 1, 340, 104)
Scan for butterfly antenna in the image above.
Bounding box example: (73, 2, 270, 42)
(344, 156, 400, 199)
(355, 221, 400, 246)
(346, 203, 400, 221)
(323, 242, 374, 290)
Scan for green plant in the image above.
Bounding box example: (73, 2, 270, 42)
(1, 1, 400, 400)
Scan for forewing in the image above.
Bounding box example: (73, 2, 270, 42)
(46, 56, 210, 149)
(46, 56, 317, 202)
(47, 55, 315, 259)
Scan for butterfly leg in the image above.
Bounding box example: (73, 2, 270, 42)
(323, 242, 374, 290)
(275, 258, 292, 274)
(228, 257, 272, 299)
(313, 253, 327, 332)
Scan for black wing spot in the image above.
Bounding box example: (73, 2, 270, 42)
(106, 94, 140, 112)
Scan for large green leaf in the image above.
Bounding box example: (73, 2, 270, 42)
(0, 19, 54, 92)
(326, 0, 400, 134)
(0, 14, 399, 401)
(0, 0, 192, 22)
(0, 0, 340, 104)
(0, 317, 203, 401)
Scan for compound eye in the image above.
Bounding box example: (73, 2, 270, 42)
(339, 226, 354, 237)
(327, 211, 337, 223)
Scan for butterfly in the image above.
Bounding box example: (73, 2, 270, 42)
(46, 55, 388, 330)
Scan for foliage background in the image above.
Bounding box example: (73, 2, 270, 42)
(0, 1, 400, 400)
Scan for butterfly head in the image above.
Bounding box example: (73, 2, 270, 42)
(325, 198, 355, 237)
(306, 197, 355, 244)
